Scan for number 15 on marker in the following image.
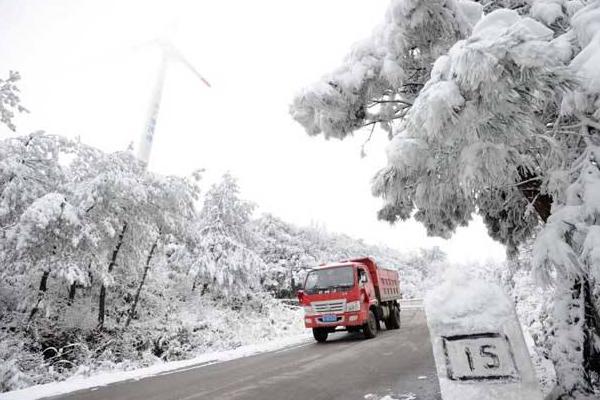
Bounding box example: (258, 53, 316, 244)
(442, 333, 520, 381)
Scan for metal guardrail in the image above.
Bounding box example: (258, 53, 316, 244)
(279, 298, 300, 306)
(279, 297, 424, 310)
(400, 298, 424, 310)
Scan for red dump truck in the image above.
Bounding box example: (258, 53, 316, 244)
(297, 257, 401, 342)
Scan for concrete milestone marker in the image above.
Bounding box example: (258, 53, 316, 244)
(425, 273, 543, 400)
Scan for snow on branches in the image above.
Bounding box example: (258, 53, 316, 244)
(290, 0, 482, 139)
(562, 1, 600, 120)
(14, 193, 85, 284)
(373, 8, 575, 246)
(0, 133, 71, 229)
(0, 71, 26, 132)
(194, 173, 263, 299)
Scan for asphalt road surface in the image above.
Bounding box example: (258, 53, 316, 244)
(48, 309, 440, 400)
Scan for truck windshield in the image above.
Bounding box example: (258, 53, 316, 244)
(304, 266, 354, 293)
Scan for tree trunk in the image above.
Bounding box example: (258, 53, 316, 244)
(38, 270, 49, 292)
(550, 279, 595, 399)
(582, 278, 600, 375)
(125, 234, 159, 328)
(518, 170, 600, 392)
(68, 262, 91, 305)
(97, 222, 127, 329)
(68, 282, 77, 305)
(28, 270, 50, 322)
(27, 202, 67, 323)
(200, 282, 209, 296)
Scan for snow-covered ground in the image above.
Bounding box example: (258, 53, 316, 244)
(0, 333, 311, 400)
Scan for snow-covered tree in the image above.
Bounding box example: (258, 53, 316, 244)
(68, 147, 201, 328)
(532, 142, 600, 397)
(532, 7, 600, 391)
(10, 193, 86, 321)
(0, 71, 26, 132)
(291, 0, 482, 140)
(252, 214, 317, 296)
(123, 173, 201, 327)
(0, 134, 78, 320)
(67, 149, 150, 327)
(0, 133, 71, 232)
(371, 8, 578, 247)
(194, 173, 262, 299)
(0, 133, 202, 329)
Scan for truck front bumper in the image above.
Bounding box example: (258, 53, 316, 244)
(304, 310, 367, 329)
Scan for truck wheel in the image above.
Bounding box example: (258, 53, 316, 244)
(387, 305, 401, 330)
(312, 328, 328, 343)
(363, 310, 378, 339)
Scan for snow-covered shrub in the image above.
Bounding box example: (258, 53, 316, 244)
(0, 336, 33, 392)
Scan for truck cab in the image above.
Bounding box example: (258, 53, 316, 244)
(297, 257, 401, 342)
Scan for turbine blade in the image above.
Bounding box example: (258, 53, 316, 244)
(170, 46, 211, 88)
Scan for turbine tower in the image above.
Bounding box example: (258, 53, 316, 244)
(137, 39, 211, 165)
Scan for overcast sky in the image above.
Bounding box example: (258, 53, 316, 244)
(1, 0, 506, 263)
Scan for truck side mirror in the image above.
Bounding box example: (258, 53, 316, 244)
(297, 290, 305, 304)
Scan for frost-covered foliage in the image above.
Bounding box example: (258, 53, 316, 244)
(0, 71, 26, 132)
(291, 0, 599, 247)
(0, 134, 70, 229)
(0, 133, 205, 391)
(533, 143, 600, 398)
(291, 1, 600, 397)
(194, 173, 263, 298)
(291, 0, 482, 139)
(371, 8, 576, 247)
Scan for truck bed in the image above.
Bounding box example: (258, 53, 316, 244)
(348, 257, 401, 302)
(377, 267, 401, 302)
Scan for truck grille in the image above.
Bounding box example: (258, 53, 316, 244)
(311, 300, 346, 314)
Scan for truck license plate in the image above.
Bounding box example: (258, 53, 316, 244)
(322, 314, 337, 323)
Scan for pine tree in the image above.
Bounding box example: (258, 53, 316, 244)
(194, 173, 263, 299)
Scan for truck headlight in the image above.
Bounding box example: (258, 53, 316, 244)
(303, 306, 314, 315)
(346, 301, 361, 312)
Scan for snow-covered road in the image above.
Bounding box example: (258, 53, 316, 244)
(31, 308, 439, 400)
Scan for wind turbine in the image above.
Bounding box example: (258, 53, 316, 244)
(136, 39, 211, 165)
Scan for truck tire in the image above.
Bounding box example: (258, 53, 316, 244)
(312, 328, 328, 343)
(363, 310, 378, 339)
(386, 304, 401, 330)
